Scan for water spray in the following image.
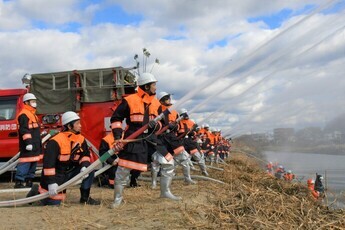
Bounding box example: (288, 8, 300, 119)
(173, 0, 338, 114)
(196, 23, 345, 135)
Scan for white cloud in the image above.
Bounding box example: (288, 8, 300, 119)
(0, 0, 344, 134)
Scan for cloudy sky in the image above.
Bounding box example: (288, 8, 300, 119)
(1, 0, 344, 136)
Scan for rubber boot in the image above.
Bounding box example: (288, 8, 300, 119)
(199, 163, 209, 176)
(160, 176, 181, 201)
(189, 158, 197, 171)
(129, 170, 141, 188)
(151, 170, 158, 189)
(216, 155, 220, 165)
(26, 184, 39, 198)
(109, 184, 125, 209)
(182, 164, 197, 184)
(210, 156, 214, 166)
(25, 178, 33, 188)
(25, 184, 39, 205)
(14, 180, 25, 189)
(79, 188, 100, 205)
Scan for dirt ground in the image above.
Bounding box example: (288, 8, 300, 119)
(1, 151, 344, 229)
(0, 168, 225, 230)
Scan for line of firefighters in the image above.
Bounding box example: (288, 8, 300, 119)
(266, 162, 325, 200)
(14, 72, 232, 207)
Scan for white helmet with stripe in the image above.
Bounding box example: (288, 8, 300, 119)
(179, 108, 188, 116)
(62, 111, 80, 126)
(137, 72, 157, 86)
(158, 91, 170, 101)
(23, 93, 37, 102)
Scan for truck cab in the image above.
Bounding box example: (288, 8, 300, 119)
(0, 89, 27, 160)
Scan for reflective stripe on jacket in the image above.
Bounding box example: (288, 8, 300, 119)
(17, 104, 41, 159)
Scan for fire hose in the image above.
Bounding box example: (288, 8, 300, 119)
(138, 175, 225, 185)
(155, 115, 184, 136)
(207, 165, 224, 171)
(0, 133, 54, 176)
(191, 161, 224, 171)
(0, 112, 166, 207)
(0, 164, 113, 194)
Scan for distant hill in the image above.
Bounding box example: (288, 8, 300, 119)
(324, 113, 345, 133)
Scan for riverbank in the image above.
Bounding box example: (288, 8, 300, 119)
(0, 148, 344, 229)
(264, 144, 345, 155)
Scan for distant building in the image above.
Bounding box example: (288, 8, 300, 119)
(325, 131, 345, 143)
(251, 133, 267, 142)
(295, 127, 323, 142)
(273, 128, 295, 144)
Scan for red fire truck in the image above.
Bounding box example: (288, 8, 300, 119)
(0, 66, 137, 162)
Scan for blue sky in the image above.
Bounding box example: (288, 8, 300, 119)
(26, 1, 342, 35)
(0, 0, 344, 135)
(92, 4, 143, 26)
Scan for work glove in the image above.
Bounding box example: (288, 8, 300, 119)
(148, 120, 157, 129)
(112, 155, 120, 166)
(26, 144, 33, 151)
(80, 166, 89, 180)
(48, 183, 58, 196)
(113, 141, 124, 153)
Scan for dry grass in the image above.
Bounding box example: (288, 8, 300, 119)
(203, 153, 345, 229)
(0, 151, 344, 229)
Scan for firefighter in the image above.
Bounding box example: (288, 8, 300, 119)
(178, 108, 208, 176)
(109, 72, 164, 208)
(206, 127, 216, 165)
(98, 131, 120, 188)
(177, 109, 206, 180)
(266, 161, 274, 176)
(150, 91, 183, 200)
(283, 170, 295, 181)
(15, 93, 42, 188)
(98, 131, 142, 189)
(209, 128, 220, 164)
(307, 179, 320, 200)
(39, 111, 100, 205)
(274, 165, 285, 179)
(314, 174, 325, 197)
(153, 93, 198, 186)
(225, 138, 232, 159)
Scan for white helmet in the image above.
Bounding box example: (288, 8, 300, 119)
(23, 93, 37, 102)
(137, 72, 157, 86)
(179, 108, 188, 115)
(287, 170, 292, 174)
(62, 111, 80, 126)
(211, 128, 217, 132)
(158, 91, 170, 101)
(203, 123, 209, 128)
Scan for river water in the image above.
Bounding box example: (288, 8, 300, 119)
(263, 151, 345, 209)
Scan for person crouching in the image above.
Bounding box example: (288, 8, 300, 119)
(39, 111, 100, 206)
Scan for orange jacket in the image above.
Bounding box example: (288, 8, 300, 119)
(266, 163, 273, 170)
(208, 132, 216, 145)
(17, 104, 42, 161)
(160, 105, 178, 123)
(283, 173, 295, 181)
(178, 119, 195, 136)
(308, 184, 320, 200)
